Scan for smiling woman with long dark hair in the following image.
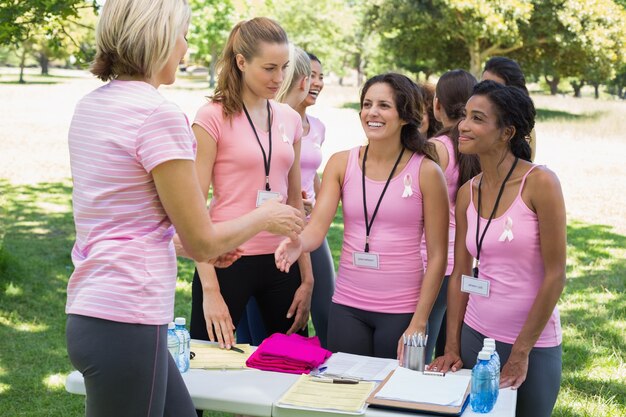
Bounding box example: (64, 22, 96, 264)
(275, 73, 449, 360)
(431, 81, 566, 417)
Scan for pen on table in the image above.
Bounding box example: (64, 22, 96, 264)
(423, 370, 445, 377)
(191, 339, 246, 354)
(311, 376, 359, 384)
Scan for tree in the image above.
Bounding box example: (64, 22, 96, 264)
(246, 0, 364, 82)
(514, 0, 626, 96)
(10, 6, 97, 83)
(0, 0, 97, 46)
(608, 63, 626, 99)
(188, 0, 235, 88)
(367, 0, 533, 77)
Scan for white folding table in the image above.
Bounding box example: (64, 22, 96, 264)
(66, 367, 516, 416)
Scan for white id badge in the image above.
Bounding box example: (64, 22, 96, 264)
(461, 274, 490, 297)
(353, 252, 380, 269)
(256, 190, 281, 207)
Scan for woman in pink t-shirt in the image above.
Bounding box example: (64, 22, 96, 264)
(430, 81, 565, 417)
(276, 73, 449, 360)
(189, 18, 314, 353)
(237, 48, 336, 349)
(65, 2, 303, 416)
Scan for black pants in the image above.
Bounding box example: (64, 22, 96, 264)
(190, 254, 307, 342)
(66, 314, 195, 417)
(461, 323, 562, 417)
(327, 302, 414, 359)
(236, 239, 335, 348)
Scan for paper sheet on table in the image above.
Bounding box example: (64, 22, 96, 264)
(277, 374, 376, 414)
(374, 367, 470, 406)
(320, 352, 398, 381)
(189, 340, 251, 369)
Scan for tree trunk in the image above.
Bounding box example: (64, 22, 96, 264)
(209, 48, 217, 89)
(468, 41, 482, 79)
(592, 83, 599, 99)
(570, 80, 584, 98)
(356, 54, 364, 87)
(19, 46, 27, 84)
(38, 52, 49, 76)
(544, 75, 560, 95)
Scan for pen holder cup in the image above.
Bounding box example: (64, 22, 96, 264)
(403, 345, 426, 372)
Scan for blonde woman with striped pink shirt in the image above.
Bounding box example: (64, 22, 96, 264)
(65, 2, 303, 416)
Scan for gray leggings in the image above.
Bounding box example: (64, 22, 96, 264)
(426, 275, 449, 362)
(309, 238, 336, 348)
(327, 303, 414, 359)
(461, 323, 562, 417)
(66, 314, 196, 417)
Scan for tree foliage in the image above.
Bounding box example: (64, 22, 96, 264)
(0, 0, 97, 46)
(512, 0, 626, 96)
(243, 0, 363, 78)
(188, 0, 236, 87)
(367, 0, 533, 77)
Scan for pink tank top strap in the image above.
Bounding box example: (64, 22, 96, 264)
(469, 175, 478, 206)
(342, 146, 361, 189)
(517, 164, 539, 197)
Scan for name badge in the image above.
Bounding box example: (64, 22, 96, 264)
(256, 190, 281, 207)
(461, 274, 490, 297)
(353, 252, 380, 269)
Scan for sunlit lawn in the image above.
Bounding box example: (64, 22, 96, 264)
(1, 70, 625, 416)
(0, 178, 624, 416)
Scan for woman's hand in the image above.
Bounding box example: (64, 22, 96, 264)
(499, 350, 529, 389)
(259, 198, 304, 240)
(302, 190, 314, 217)
(274, 237, 304, 273)
(396, 325, 427, 364)
(209, 248, 243, 268)
(202, 289, 235, 349)
(285, 281, 313, 335)
(428, 349, 463, 373)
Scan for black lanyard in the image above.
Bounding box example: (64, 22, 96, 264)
(474, 157, 518, 277)
(243, 100, 273, 191)
(362, 145, 405, 252)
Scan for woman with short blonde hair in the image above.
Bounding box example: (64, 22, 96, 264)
(91, 0, 190, 82)
(66, 3, 303, 416)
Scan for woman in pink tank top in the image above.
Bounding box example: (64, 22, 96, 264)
(430, 81, 566, 417)
(276, 73, 449, 360)
(421, 70, 480, 362)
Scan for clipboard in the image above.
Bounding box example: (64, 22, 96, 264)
(276, 374, 376, 415)
(367, 369, 471, 416)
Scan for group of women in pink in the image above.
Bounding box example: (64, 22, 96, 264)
(65, 1, 566, 417)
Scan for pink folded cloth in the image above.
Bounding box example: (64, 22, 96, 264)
(246, 333, 332, 374)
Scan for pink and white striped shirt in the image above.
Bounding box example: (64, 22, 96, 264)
(66, 80, 196, 325)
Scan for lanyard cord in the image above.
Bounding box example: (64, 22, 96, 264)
(362, 145, 405, 252)
(474, 157, 519, 276)
(243, 100, 272, 191)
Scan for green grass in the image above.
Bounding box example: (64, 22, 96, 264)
(0, 180, 624, 416)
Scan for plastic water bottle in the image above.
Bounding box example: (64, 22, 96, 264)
(483, 338, 501, 400)
(174, 317, 190, 373)
(471, 350, 496, 413)
(483, 338, 501, 371)
(482, 345, 499, 402)
(167, 322, 180, 368)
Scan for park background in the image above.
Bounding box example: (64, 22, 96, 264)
(0, 1, 625, 416)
